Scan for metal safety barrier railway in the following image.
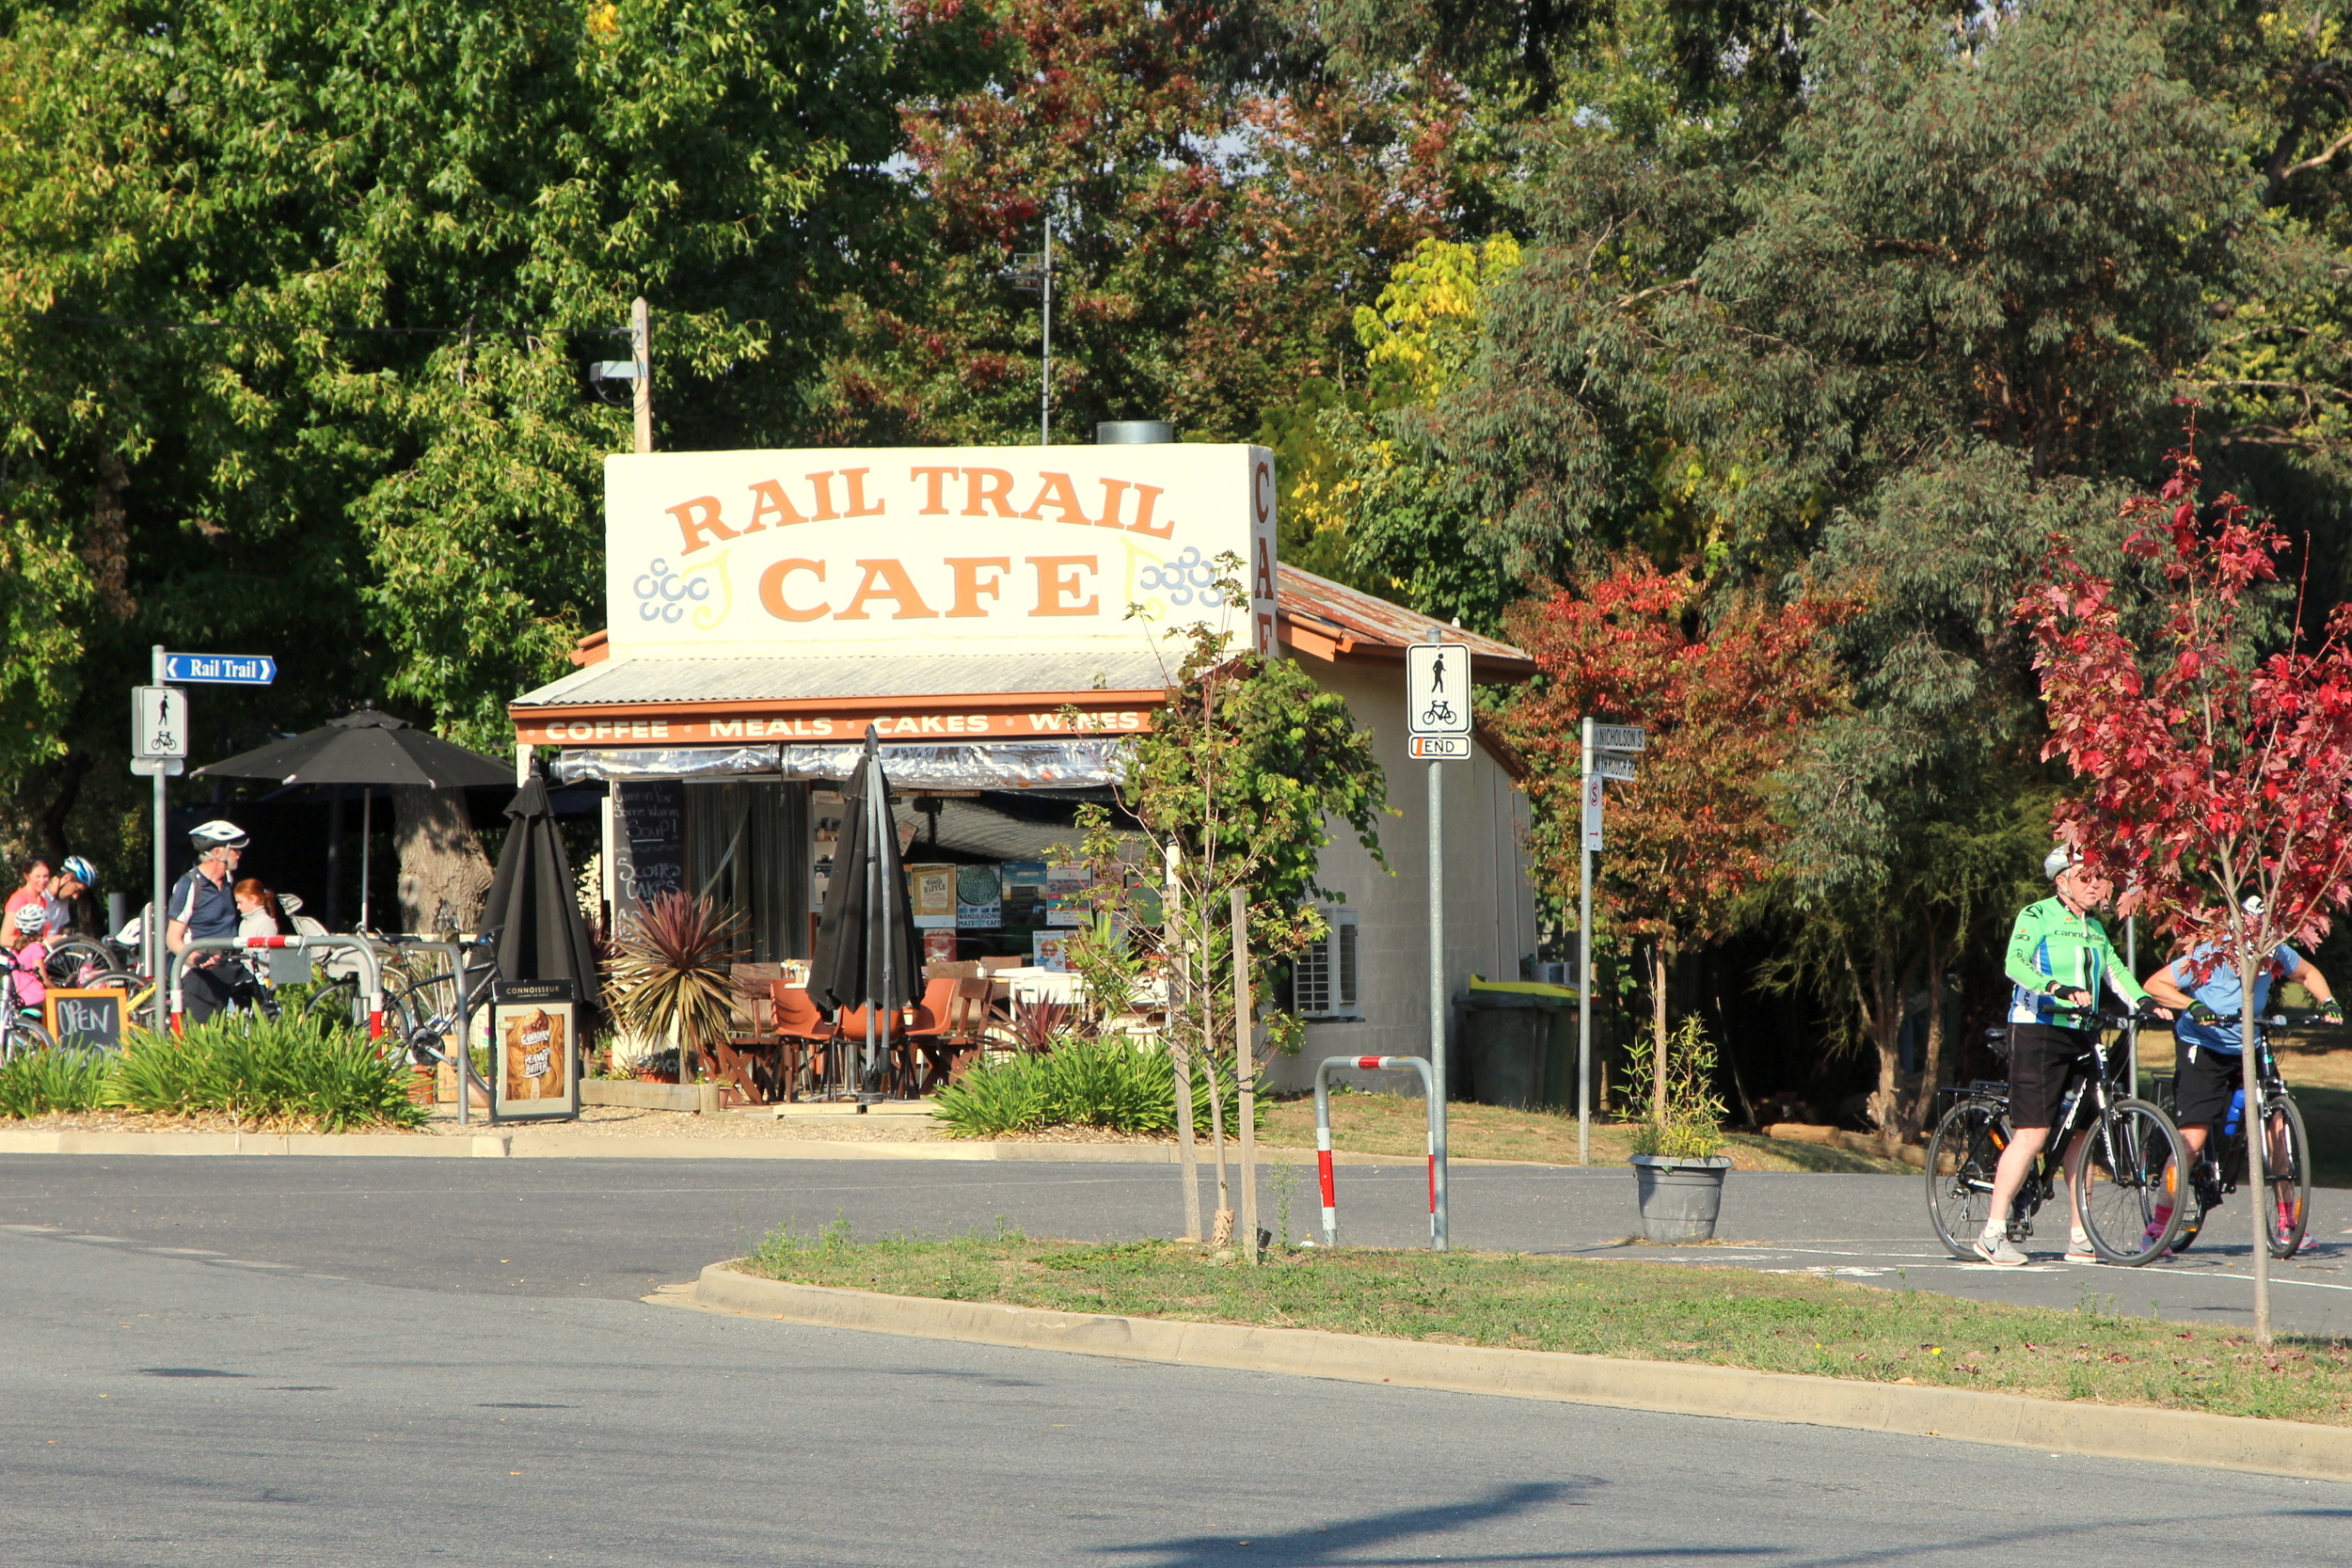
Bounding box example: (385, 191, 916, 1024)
(1312, 1054, 1445, 1249)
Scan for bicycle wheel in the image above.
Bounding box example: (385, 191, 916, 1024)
(2261, 1091, 2312, 1259)
(1926, 1099, 2008, 1259)
(300, 975, 361, 1030)
(2071, 1098, 2190, 1265)
(4, 1014, 56, 1061)
(43, 940, 113, 988)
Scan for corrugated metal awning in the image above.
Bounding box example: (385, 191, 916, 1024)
(515, 650, 1168, 709)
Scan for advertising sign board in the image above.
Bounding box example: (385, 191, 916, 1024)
(601, 445, 1279, 661)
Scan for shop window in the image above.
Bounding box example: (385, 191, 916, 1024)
(1292, 907, 1360, 1022)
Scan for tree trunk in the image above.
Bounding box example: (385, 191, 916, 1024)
(1859, 936, 1915, 1136)
(83, 451, 138, 621)
(391, 785, 495, 935)
(1650, 939, 1673, 1124)
(1903, 919, 1949, 1141)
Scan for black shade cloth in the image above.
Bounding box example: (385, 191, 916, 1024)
(481, 775, 602, 1008)
(810, 728, 920, 1024)
(193, 709, 514, 789)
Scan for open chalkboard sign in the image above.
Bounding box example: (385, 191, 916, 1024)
(45, 988, 128, 1053)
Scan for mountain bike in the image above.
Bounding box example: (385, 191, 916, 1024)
(0, 949, 57, 1061)
(2148, 1010, 2318, 1259)
(1926, 1009, 2191, 1266)
(376, 928, 503, 1075)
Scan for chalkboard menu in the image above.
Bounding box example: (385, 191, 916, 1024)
(46, 988, 127, 1053)
(614, 780, 686, 915)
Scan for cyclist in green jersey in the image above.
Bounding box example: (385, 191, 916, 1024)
(1974, 847, 2165, 1266)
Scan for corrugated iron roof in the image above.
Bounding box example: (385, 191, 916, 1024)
(1277, 565, 1534, 679)
(512, 650, 1170, 708)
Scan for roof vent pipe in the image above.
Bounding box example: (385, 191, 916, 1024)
(1096, 420, 1176, 444)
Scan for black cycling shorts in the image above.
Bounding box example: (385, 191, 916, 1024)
(2171, 1039, 2245, 1130)
(2006, 1023, 2095, 1131)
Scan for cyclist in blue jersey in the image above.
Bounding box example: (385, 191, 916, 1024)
(1974, 847, 2166, 1266)
(2140, 898, 2339, 1250)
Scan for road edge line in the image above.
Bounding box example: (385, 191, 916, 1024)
(685, 1263, 2352, 1482)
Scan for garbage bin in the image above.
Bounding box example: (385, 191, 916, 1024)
(1453, 977, 1577, 1108)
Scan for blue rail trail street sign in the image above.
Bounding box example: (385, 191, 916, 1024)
(162, 653, 276, 685)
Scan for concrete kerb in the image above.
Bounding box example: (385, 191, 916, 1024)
(681, 1262, 2352, 1483)
(0, 1128, 1517, 1165)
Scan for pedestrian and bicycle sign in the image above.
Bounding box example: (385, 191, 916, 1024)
(162, 653, 277, 685)
(134, 686, 187, 758)
(1406, 641, 1471, 747)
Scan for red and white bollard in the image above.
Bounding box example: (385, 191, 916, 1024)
(1312, 1054, 1441, 1249)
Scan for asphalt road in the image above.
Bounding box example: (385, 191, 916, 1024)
(6, 1225, 2350, 1567)
(3, 1155, 2348, 1335)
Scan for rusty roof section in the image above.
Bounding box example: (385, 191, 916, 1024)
(1276, 565, 1535, 681)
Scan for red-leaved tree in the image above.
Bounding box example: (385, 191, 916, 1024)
(2021, 416, 2352, 1340)
(1503, 561, 1851, 1121)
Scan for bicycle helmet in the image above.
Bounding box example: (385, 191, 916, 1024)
(188, 820, 249, 853)
(9, 903, 45, 934)
(2243, 895, 2265, 916)
(58, 854, 96, 889)
(2042, 844, 2081, 879)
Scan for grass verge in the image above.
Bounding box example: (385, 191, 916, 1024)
(741, 1226, 2352, 1426)
(1261, 1091, 1909, 1173)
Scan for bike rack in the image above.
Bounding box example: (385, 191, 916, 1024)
(374, 936, 495, 1126)
(1313, 1054, 1441, 1249)
(168, 936, 385, 1041)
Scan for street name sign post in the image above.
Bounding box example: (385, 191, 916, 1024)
(1577, 718, 1645, 1164)
(139, 648, 277, 1029)
(1405, 636, 1470, 1249)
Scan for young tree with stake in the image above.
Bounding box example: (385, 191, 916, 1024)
(2022, 417, 2352, 1343)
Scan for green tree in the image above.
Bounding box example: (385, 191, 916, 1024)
(0, 0, 899, 872)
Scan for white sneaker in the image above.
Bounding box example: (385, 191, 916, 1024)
(1974, 1231, 2027, 1266)
(2065, 1231, 2098, 1263)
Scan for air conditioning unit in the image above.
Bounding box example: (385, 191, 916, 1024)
(1293, 907, 1360, 1021)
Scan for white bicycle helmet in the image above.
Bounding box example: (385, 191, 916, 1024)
(188, 819, 249, 853)
(2042, 844, 2080, 879)
(10, 903, 46, 934)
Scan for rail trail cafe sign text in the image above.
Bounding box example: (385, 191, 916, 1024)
(603, 446, 1279, 661)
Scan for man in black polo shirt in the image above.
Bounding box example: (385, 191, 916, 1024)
(167, 820, 251, 1022)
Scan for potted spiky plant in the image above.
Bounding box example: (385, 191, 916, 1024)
(1625, 1017, 1733, 1241)
(603, 892, 744, 1095)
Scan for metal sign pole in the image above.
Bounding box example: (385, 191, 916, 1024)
(1579, 717, 1595, 1165)
(1428, 747, 1448, 1249)
(150, 645, 168, 1032)
(1405, 629, 1470, 1250)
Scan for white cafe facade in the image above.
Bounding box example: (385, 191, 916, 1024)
(506, 437, 1539, 1088)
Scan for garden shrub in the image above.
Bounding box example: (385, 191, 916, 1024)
(932, 1036, 1259, 1138)
(0, 1047, 108, 1118)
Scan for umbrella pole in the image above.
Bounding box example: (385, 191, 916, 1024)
(359, 787, 372, 931)
(866, 750, 884, 1098)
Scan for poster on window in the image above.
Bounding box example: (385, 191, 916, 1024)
(492, 979, 579, 1120)
(1044, 861, 1092, 927)
(1032, 931, 1073, 973)
(1000, 862, 1047, 926)
(956, 864, 1002, 929)
(907, 863, 958, 928)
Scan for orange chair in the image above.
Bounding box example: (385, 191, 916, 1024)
(768, 983, 838, 1102)
(903, 975, 968, 1094)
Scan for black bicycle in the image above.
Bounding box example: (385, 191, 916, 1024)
(2149, 1010, 2318, 1259)
(1926, 1010, 2191, 1266)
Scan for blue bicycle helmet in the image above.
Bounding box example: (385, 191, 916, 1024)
(59, 854, 97, 889)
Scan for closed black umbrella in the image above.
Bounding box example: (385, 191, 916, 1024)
(809, 727, 921, 1094)
(481, 774, 601, 1011)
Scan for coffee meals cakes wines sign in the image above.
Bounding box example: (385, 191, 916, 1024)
(605, 445, 1280, 660)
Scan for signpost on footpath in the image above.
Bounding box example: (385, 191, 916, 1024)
(1578, 719, 1645, 1164)
(135, 647, 276, 1030)
(1406, 631, 1470, 1249)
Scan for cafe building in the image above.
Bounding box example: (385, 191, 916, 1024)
(506, 437, 1539, 1085)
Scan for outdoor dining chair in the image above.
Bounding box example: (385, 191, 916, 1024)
(767, 982, 839, 1102)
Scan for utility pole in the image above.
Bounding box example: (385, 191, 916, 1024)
(1040, 215, 1053, 444)
(630, 296, 652, 455)
(1578, 717, 1595, 1165)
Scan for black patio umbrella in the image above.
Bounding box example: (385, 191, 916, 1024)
(194, 709, 515, 928)
(809, 726, 921, 1095)
(480, 773, 601, 1011)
